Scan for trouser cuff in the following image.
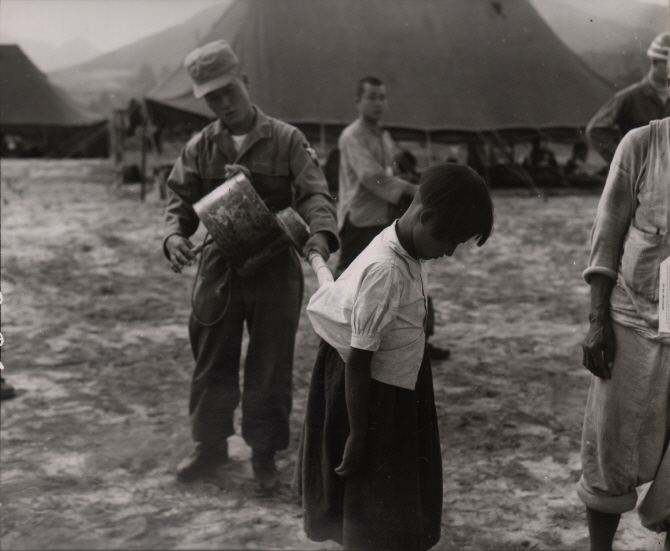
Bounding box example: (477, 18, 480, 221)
(576, 474, 638, 514)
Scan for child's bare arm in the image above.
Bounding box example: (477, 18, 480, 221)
(335, 347, 373, 478)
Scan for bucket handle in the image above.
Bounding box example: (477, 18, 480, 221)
(308, 252, 334, 287)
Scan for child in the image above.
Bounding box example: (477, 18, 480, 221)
(296, 163, 494, 550)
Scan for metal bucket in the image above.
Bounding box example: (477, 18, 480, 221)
(193, 173, 308, 268)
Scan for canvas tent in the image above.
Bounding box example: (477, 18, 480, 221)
(146, 0, 614, 146)
(1, 45, 109, 157)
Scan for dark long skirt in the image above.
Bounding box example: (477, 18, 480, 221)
(296, 340, 443, 550)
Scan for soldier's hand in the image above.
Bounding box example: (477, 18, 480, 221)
(166, 235, 196, 273)
(302, 231, 330, 262)
(582, 311, 616, 379)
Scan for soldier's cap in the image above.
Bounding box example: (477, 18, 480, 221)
(647, 31, 670, 61)
(185, 40, 240, 99)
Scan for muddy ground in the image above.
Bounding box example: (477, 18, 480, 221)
(0, 159, 665, 550)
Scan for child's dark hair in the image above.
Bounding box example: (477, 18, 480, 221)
(418, 163, 493, 247)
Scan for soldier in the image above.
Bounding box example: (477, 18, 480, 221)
(586, 31, 670, 164)
(164, 40, 338, 495)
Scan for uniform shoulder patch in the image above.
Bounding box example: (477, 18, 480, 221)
(302, 143, 320, 167)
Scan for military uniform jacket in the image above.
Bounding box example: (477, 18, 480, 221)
(164, 107, 338, 317)
(586, 76, 670, 164)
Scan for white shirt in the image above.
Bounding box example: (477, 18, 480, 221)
(337, 119, 409, 230)
(307, 223, 428, 390)
(231, 133, 247, 152)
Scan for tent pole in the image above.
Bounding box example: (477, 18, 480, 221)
(425, 131, 432, 164)
(110, 113, 121, 164)
(320, 124, 326, 157)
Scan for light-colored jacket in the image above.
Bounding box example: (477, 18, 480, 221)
(337, 118, 410, 230)
(584, 117, 670, 342)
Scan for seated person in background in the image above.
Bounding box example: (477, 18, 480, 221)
(564, 141, 589, 178)
(523, 137, 558, 171)
(564, 142, 607, 188)
(523, 137, 565, 187)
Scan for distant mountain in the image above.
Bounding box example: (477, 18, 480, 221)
(529, 0, 669, 87)
(49, 1, 233, 114)
(0, 33, 101, 72)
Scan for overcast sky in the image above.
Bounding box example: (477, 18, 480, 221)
(1, 0, 667, 54)
(0, 0, 223, 52)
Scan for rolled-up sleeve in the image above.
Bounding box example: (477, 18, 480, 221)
(288, 129, 339, 252)
(163, 141, 203, 258)
(350, 263, 402, 350)
(340, 132, 409, 206)
(583, 129, 646, 284)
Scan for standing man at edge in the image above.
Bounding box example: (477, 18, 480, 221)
(164, 40, 339, 495)
(335, 76, 450, 360)
(587, 32, 670, 165)
(579, 54, 670, 551)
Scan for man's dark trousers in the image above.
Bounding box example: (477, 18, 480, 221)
(335, 217, 388, 279)
(188, 249, 303, 453)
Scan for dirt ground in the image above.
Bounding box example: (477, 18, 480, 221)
(1, 159, 666, 551)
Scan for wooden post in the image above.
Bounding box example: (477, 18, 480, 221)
(110, 111, 120, 164)
(139, 117, 147, 202)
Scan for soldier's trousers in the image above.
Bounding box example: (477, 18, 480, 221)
(187, 250, 303, 453)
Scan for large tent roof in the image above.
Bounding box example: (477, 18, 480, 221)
(0, 44, 101, 127)
(146, 0, 614, 143)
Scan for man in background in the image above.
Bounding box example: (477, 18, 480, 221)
(335, 76, 450, 360)
(586, 31, 670, 165)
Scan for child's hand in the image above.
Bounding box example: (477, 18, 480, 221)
(335, 433, 366, 477)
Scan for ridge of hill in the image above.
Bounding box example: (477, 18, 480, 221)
(530, 0, 668, 86)
(49, 1, 233, 113)
(0, 33, 101, 72)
